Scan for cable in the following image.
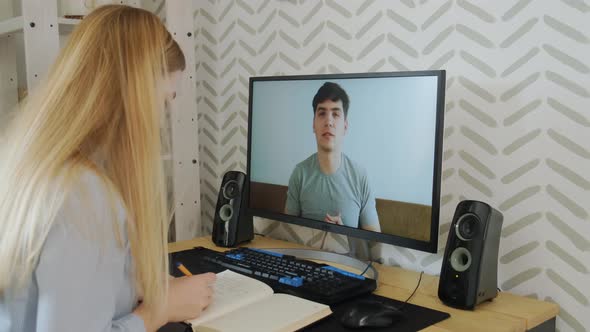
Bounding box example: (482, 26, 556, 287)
(397, 271, 424, 311)
(253, 232, 266, 237)
(360, 260, 373, 276)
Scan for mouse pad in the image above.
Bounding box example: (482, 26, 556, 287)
(303, 293, 450, 332)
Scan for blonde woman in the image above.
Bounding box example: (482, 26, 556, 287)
(0, 5, 214, 331)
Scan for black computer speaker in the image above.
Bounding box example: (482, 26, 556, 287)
(438, 200, 504, 310)
(212, 171, 253, 247)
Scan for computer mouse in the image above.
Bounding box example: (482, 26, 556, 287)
(338, 300, 405, 329)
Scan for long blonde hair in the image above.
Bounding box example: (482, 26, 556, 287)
(0, 5, 185, 312)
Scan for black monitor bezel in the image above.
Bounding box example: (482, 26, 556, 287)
(246, 70, 445, 253)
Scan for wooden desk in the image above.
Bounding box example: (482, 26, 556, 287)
(169, 236, 559, 332)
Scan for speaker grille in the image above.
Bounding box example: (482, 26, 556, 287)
(454, 213, 480, 241)
(450, 247, 472, 272)
(223, 180, 240, 200)
(219, 204, 233, 222)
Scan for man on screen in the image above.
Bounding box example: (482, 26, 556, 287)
(285, 82, 381, 232)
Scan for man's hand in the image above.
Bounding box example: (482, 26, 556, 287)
(325, 212, 343, 225)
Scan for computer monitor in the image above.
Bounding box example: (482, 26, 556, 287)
(246, 70, 445, 253)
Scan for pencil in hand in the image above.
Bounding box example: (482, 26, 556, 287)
(175, 262, 193, 276)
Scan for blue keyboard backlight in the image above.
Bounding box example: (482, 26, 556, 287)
(249, 248, 283, 257)
(322, 266, 365, 280)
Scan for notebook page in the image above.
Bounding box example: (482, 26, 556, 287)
(196, 293, 332, 332)
(188, 269, 273, 326)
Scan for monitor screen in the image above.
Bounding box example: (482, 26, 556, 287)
(246, 71, 445, 253)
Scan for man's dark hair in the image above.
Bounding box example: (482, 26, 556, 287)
(312, 82, 349, 117)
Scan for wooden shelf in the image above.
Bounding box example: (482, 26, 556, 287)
(0, 16, 23, 37)
(0, 16, 81, 36)
(57, 17, 82, 34)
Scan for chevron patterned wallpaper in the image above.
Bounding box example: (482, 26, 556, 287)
(148, 0, 590, 330)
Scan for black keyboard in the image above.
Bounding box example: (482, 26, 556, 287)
(172, 246, 376, 305)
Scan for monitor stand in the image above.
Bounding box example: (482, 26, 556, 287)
(347, 236, 372, 261)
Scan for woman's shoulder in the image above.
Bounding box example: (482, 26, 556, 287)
(76, 168, 118, 198)
(64, 167, 121, 208)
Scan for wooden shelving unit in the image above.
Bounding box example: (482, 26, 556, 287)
(57, 17, 82, 34)
(0, 0, 171, 111)
(0, 0, 201, 242)
(0, 16, 23, 37)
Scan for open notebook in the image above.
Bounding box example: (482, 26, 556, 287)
(188, 270, 332, 332)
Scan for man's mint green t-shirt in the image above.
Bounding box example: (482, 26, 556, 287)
(285, 153, 380, 229)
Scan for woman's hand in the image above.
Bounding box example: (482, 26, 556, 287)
(166, 273, 216, 322)
(134, 272, 216, 331)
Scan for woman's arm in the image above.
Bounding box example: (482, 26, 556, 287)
(34, 172, 146, 332)
(35, 218, 146, 331)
